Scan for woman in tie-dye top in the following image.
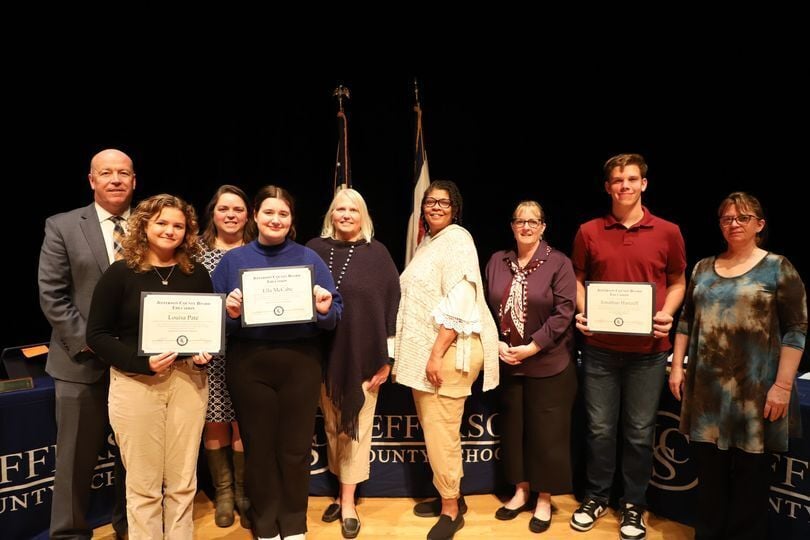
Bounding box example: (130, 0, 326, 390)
(669, 192, 807, 540)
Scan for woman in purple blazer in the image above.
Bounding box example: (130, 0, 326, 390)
(484, 200, 577, 534)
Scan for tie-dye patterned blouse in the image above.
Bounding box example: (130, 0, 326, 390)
(677, 253, 807, 453)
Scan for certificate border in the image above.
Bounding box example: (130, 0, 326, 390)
(138, 292, 226, 355)
(239, 264, 316, 327)
(585, 281, 656, 336)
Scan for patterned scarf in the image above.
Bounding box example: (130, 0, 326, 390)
(499, 245, 550, 346)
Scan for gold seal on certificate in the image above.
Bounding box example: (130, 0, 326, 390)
(138, 292, 226, 354)
(240, 265, 316, 327)
(585, 281, 655, 335)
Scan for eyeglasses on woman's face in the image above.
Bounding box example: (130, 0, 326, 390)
(423, 197, 452, 209)
(718, 214, 758, 227)
(511, 218, 542, 229)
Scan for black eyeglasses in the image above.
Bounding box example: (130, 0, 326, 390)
(719, 214, 757, 227)
(423, 197, 452, 209)
(511, 218, 542, 229)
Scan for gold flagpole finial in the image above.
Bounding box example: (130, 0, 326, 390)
(333, 85, 351, 112)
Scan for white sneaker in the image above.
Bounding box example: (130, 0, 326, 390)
(570, 497, 608, 531)
(257, 536, 280, 540)
(619, 503, 646, 540)
(283, 534, 306, 540)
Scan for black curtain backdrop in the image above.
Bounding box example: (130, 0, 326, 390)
(9, 67, 808, 370)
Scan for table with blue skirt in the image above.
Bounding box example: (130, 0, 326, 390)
(2, 373, 808, 539)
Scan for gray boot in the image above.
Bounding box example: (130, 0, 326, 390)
(206, 447, 235, 527)
(232, 450, 252, 529)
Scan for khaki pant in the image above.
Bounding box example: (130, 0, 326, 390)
(413, 338, 483, 498)
(109, 362, 207, 540)
(320, 381, 379, 484)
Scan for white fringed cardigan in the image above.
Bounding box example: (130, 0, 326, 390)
(393, 224, 499, 393)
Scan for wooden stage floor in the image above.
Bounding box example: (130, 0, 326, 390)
(94, 491, 693, 539)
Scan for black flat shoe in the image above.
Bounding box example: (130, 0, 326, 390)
(427, 514, 465, 540)
(322, 502, 342, 523)
(413, 496, 468, 518)
(341, 516, 361, 539)
(495, 503, 531, 520)
(529, 515, 551, 533)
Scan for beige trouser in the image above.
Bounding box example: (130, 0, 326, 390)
(109, 362, 208, 540)
(320, 381, 379, 484)
(413, 337, 484, 499)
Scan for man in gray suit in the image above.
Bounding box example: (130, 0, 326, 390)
(39, 148, 136, 539)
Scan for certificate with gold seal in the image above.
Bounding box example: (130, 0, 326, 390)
(585, 281, 655, 336)
(138, 292, 226, 354)
(240, 265, 316, 327)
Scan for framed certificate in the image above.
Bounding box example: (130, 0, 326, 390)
(585, 281, 655, 336)
(138, 292, 226, 354)
(240, 265, 316, 327)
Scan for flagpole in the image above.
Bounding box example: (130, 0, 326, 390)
(333, 85, 352, 193)
(405, 79, 431, 266)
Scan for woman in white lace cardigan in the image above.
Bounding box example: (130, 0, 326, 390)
(393, 180, 499, 540)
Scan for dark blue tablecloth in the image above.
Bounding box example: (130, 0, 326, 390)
(0, 376, 118, 540)
(3, 374, 808, 539)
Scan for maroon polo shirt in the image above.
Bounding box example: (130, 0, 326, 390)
(571, 207, 686, 353)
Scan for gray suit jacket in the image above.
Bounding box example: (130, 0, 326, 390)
(39, 203, 113, 383)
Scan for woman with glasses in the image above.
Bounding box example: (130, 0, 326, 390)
(669, 192, 807, 540)
(484, 200, 577, 534)
(394, 180, 499, 540)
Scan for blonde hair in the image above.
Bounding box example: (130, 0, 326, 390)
(123, 194, 201, 273)
(320, 188, 374, 243)
(512, 200, 545, 222)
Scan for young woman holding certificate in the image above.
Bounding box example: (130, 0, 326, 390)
(212, 185, 342, 540)
(86, 194, 213, 540)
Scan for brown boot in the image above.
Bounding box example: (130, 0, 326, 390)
(232, 450, 252, 529)
(206, 447, 235, 527)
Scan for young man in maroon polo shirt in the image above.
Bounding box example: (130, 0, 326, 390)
(569, 154, 686, 540)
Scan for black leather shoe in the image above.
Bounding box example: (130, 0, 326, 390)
(413, 496, 468, 518)
(529, 515, 551, 533)
(427, 514, 465, 540)
(341, 516, 361, 538)
(495, 503, 531, 520)
(322, 502, 342, 523)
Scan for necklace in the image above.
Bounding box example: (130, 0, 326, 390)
(327, 245, 355, 290)
(152, 265, 176, 286)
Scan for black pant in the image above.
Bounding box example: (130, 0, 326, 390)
(692, 441, 771, 540)
(227, 339, 322, 539)
(500, 361, 577, 494)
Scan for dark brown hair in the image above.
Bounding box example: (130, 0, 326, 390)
(253, 185, 297, 240)
(200, 184, 257, 249)
(718, 191, 767, 245)
(603, 153, 648, 181)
